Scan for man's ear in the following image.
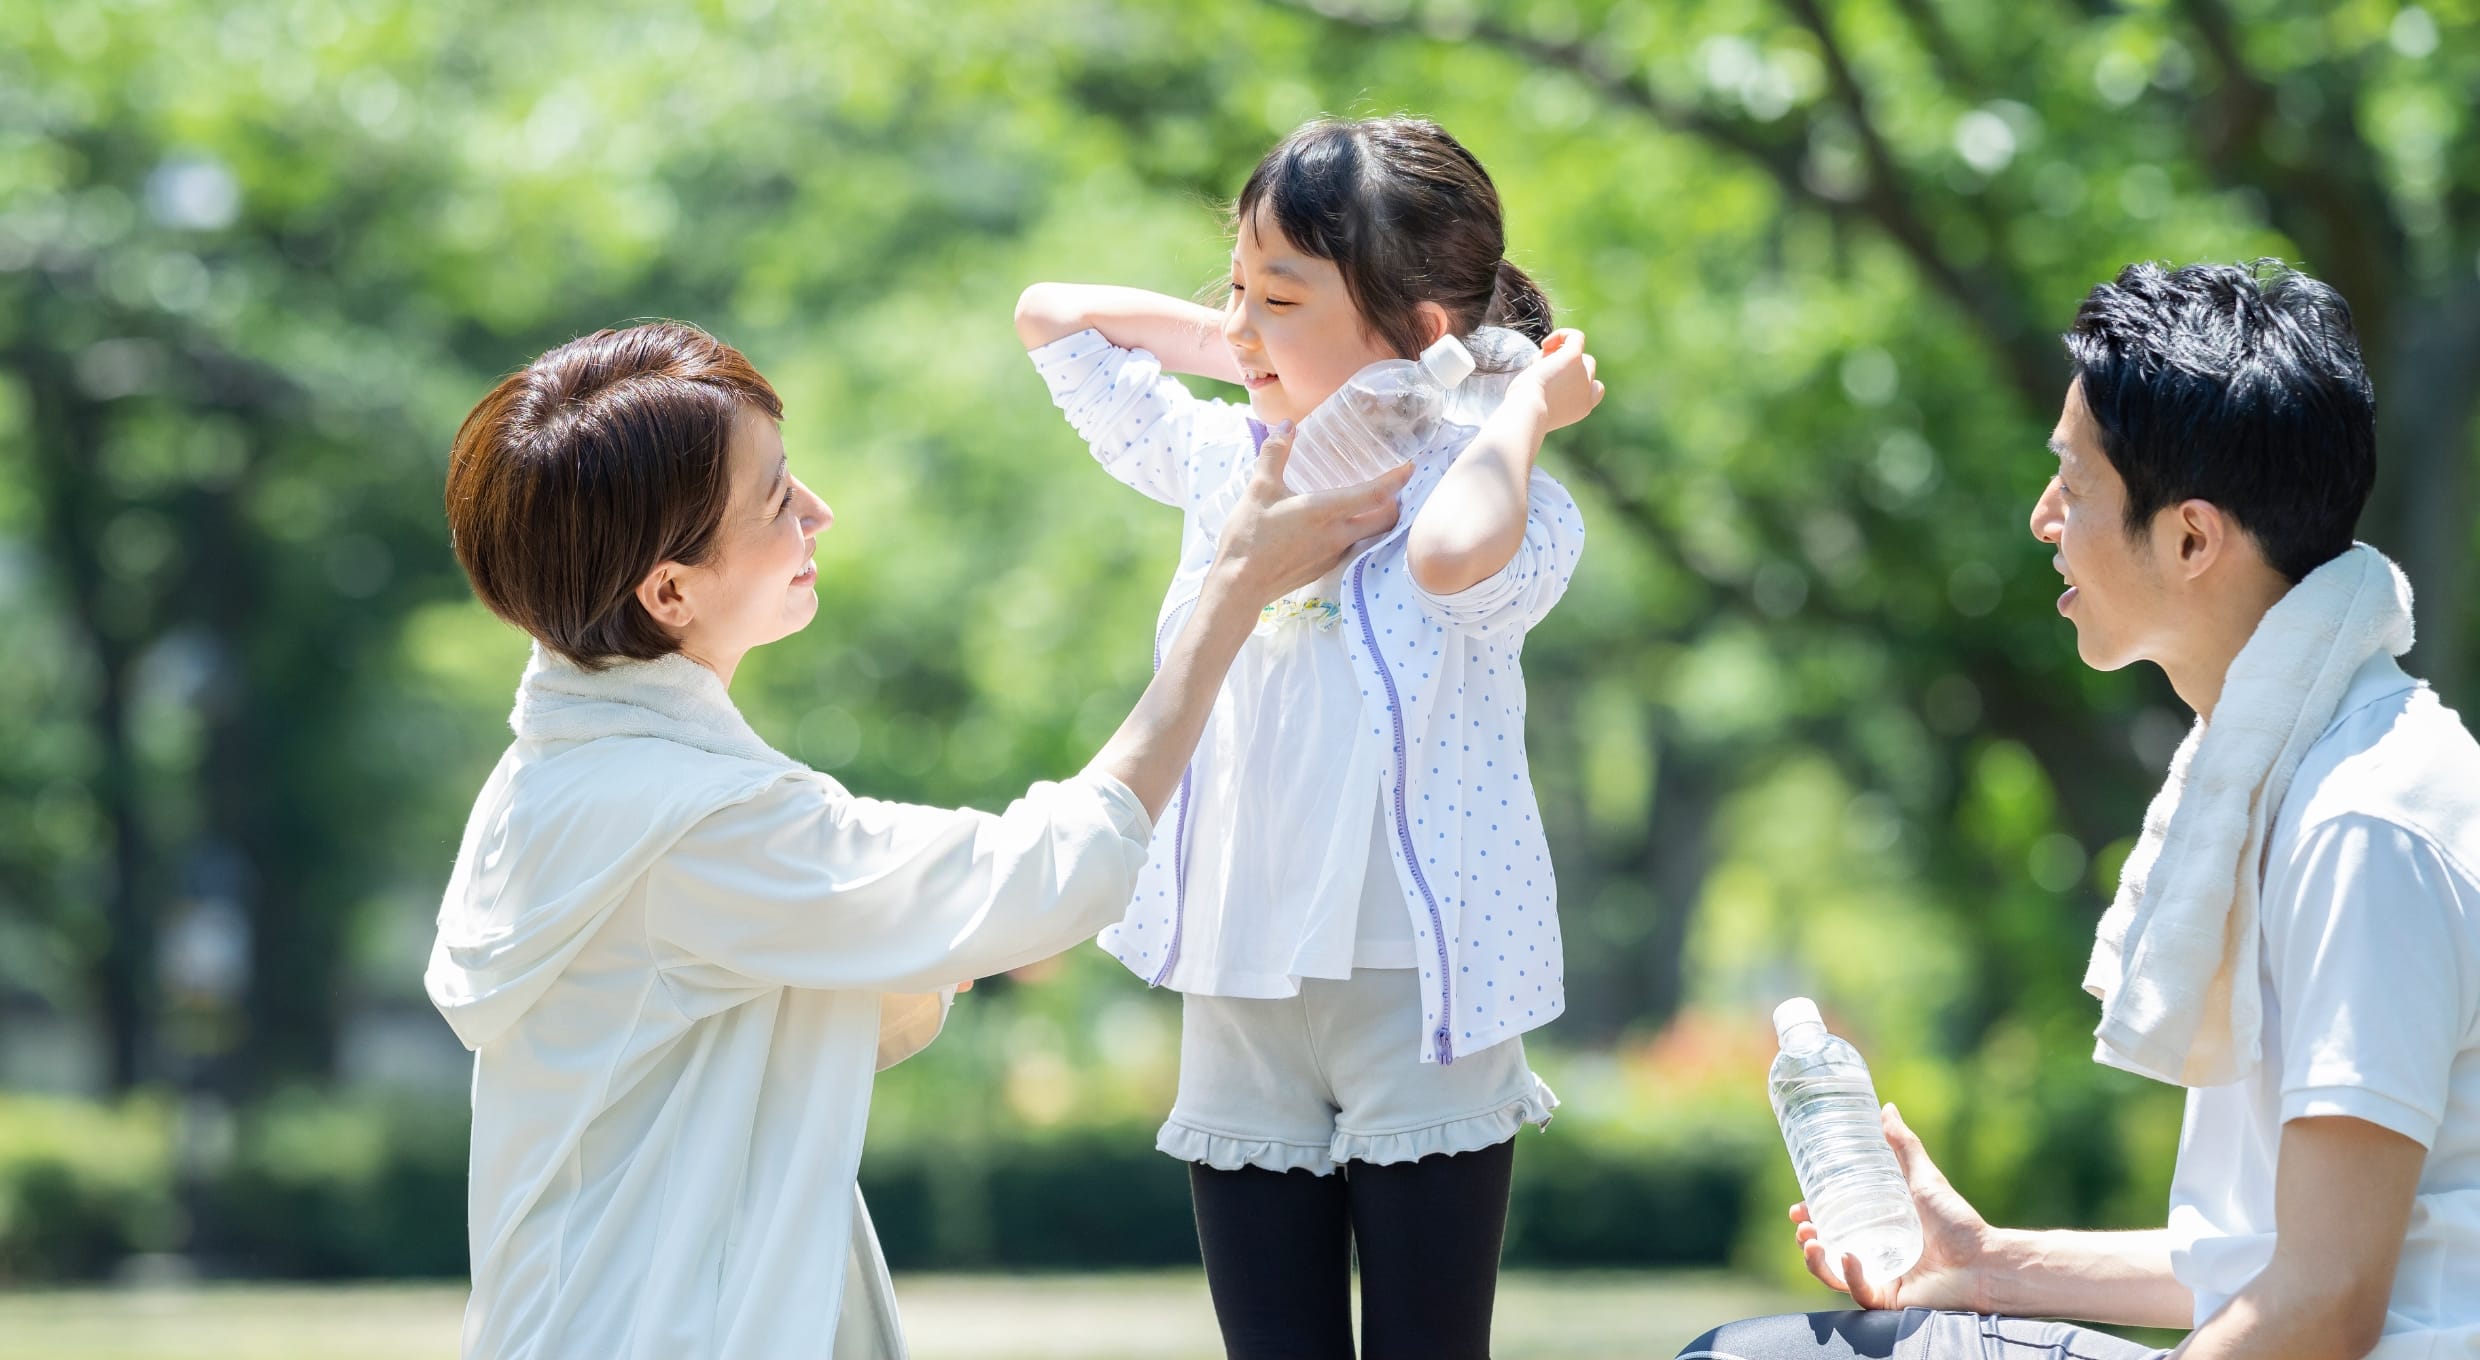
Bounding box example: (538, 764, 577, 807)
(2172, 499, 2229, 577)
(1415, 301, 1454, 349)
(636, 562, 695, 631)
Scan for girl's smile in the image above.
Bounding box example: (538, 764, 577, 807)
(1222, 205, 1403, 426)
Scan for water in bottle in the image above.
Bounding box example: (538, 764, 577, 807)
(1281, 333, 1477, 494)
(1767, 997, 1923, 1287)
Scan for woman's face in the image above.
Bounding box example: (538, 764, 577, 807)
(1222, 206, 1401, 427)
(655, 404, 831, 679)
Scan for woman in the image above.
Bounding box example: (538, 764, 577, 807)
(425, 321, 1405, 1359)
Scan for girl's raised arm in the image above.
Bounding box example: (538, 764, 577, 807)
(1015, 283, 1244, 385)
(1407, 328, 1603, 597)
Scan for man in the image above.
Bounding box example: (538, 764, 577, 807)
(1681, 261, 2480, 1360)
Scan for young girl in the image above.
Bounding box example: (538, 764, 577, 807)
(1014, 116, 1602, 1359)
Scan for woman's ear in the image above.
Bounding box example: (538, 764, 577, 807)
(1415, 301, 1454, 348)
(636, 562, 696, 631)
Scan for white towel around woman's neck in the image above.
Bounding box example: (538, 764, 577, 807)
(2082, 543, 2415, 1088)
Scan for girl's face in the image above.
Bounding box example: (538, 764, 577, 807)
(1222, 206, 1400, 427)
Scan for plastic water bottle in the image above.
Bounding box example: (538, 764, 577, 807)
(1442, 326, 1542, 430)
(1767, 997, 1923, 1286)
(1282, 334, 1476, 494)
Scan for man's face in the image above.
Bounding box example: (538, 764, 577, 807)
(2031, 379, 2175, 671)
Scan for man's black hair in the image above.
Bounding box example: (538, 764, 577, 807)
(2065, 259, 2376, 583)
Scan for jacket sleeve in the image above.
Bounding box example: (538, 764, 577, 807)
(646, 770, 1153, 995)
(1031, 327, 1252, 512)
(1400, 467, 1586, 640)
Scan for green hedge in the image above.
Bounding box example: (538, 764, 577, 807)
(0, 1095, 180, 1282)
(187, 1091, 471, 1279)
(802, 1122, 1765, 1272)
(0, 1093, 1764, 1280)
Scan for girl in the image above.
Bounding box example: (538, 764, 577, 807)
(1015, 117, 1602, 1358)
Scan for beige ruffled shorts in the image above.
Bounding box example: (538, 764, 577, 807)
(1159, 966, 1557, 1177)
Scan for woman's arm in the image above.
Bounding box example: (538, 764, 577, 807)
(1015, 282, 1243, 384)
(1406, 328, 1603, 596)
(647, 432, 1410, 992)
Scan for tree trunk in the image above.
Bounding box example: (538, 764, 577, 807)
(18, 341, 155, 1093)
(1638, 723, 1726, 1032)
(2365, 282, 2480, 706)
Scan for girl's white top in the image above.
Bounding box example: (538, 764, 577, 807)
(1032, 329, 1585, 1064)
(424, 645, 1150, 1359)
(1177, 555, 1418, 991)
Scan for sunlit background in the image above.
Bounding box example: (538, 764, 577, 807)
(3, 0, 2474, 1353)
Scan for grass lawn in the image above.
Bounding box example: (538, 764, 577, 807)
(0, 1270, 1825, 1358)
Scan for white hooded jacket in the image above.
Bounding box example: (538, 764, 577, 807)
(426, 646, 1151, 1359)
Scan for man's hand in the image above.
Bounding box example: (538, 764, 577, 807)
(1208, 422, 1409, 607)
(1793, 1104, 1992, 1311)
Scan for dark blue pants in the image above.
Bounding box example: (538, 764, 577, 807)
(1680, 1309, 2171, 1360)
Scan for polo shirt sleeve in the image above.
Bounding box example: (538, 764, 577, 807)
(1030, 328, 1250, 512)
(2263, 812, 2476, 1148)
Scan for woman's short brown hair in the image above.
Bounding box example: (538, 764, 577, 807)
(445, 322, 783, 668)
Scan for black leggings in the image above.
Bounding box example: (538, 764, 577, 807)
(1188, 1139, 1515, 1360)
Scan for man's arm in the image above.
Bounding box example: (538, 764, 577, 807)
(1014, 283, 1242, 384)
(1796, 1104, 2196, 1328)
(1976, 1228, 2193, 1329)
(2170, 1116, 2423, 1360)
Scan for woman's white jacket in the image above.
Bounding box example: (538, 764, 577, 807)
(425, 647, 1151, 1359)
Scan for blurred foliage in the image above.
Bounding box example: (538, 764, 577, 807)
(0, 1093, 177, 1281)
(1, 0, 2473, 1281)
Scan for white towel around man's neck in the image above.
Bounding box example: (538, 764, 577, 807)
(2082, 542, 2415, 1088)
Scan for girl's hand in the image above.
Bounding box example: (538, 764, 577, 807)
(1514, 328, 1605, 432)
(1792, 1104, 1992, 1312)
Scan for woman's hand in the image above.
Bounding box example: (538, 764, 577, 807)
(1207, 423, 1409, 606)
(1509, 328, 1604, 432)
(1088, 424, 1407, 822)
(1793, 1104, 1993, 1312)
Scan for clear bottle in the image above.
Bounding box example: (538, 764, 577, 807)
(1767, 997, 1923, 1287)
(1442, 326, 1542, 430)
(1282, 334, 1477, 494)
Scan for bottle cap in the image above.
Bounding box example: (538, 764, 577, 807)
(1419, 335, 1477, 389)
(1772, 997, 1825, 1043)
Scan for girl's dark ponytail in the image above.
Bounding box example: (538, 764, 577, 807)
(1484, 259, 1554, 345)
